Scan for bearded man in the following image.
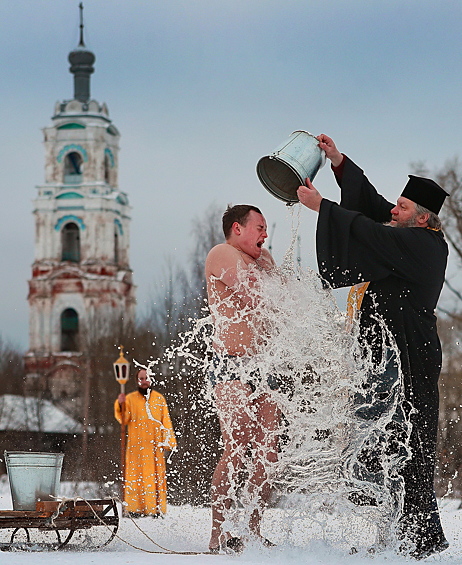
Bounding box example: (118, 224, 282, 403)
(114, 368, 176, 518)
(297, 134, 449, 560)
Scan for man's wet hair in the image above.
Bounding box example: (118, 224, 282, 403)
(222, 204, 262, 239)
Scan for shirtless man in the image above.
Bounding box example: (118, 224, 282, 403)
(205, 204, 280, 553)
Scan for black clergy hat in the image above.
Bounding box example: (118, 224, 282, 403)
(401, 175, 449, 215)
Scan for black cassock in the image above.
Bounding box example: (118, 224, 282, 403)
(316, 157, 448, 555)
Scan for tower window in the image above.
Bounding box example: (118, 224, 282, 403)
(104, 153, 111, 184)
(61, 222, 80, 262)
(114, 228, 119, 264)
(64, 151, 83, 184)
(60, 308, 79, 352)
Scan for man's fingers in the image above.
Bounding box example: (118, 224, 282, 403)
(297, 185, 313, 203)
(317, 133, 332, 145)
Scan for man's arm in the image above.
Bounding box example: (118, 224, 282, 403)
(114, 394, 131, 425)
(206, 244, 260, 306)
(295, 175, 426, 286)
(316, 196, 448, 290)
(316, 133, 393, 221)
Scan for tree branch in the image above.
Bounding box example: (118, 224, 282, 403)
(444, 277, 462, 302)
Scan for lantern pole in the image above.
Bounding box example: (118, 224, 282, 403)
(113, 345, 130, 498)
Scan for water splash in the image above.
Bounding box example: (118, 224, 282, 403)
(148, 207, 412, 553)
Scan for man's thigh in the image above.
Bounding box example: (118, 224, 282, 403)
(252, 393, 280, 451)
(214, 381, 256, 441)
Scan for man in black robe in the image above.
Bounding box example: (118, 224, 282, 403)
(297, 134, 449, 560)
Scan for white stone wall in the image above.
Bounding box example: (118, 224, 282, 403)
(32, 193, 131, 266)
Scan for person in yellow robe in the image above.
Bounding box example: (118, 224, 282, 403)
(114, 368, 176, 517)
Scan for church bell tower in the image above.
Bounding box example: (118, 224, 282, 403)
(24, 7, 136, 416)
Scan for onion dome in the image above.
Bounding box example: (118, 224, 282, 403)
(68, 3, 95, 103)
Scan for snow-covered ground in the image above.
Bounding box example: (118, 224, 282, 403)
(0, 478, 461, 564)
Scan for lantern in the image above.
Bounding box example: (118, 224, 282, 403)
(114, 345, 130, 497)
(113, 345, 130, 393)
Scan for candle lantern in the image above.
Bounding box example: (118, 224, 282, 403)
(113, 345, 130, 393)
(113, 345, 130, 495)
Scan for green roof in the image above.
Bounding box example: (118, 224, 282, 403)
(57, 123, 86, 130)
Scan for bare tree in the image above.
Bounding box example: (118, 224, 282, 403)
(188, 203, 224, 309)
(437, 158, 462, 271)
(0, 336, 24, 396)
(435, 317, 462, 497)
(412, 158, 462, 314)
(145, 257, 191, 349)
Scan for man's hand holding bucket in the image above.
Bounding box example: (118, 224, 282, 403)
(297, 178, 323, 212)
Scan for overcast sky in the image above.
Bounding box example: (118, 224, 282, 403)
(1, 1, 462, 349)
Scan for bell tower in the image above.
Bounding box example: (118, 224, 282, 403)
(24, 6, 136, 417)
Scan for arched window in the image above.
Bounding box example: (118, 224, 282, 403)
(60, 308, 79, 352)
(114, 228, 119, 264)
(104, 153, 111, 184)
(61, 222, 80, 262)
(64, 151, 83, 184)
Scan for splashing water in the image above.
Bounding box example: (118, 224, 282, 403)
(148, 206, 412, 553)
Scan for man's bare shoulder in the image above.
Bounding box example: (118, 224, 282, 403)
(206, 243, 242, 273)
(206, 242, 241, 257)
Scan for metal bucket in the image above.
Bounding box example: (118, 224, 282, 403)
(257, 130, 326, 204)
(5, 451, 64, 510)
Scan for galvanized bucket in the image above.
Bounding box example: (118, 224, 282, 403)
(4, 451, 64, 510)
(257, 130, 326, 204)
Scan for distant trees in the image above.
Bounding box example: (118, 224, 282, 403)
(436, 162, 462, 496)
(435, 316, 462, 497)
(0, 336, 24, 396)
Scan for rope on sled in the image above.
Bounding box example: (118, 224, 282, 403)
(64, 495, 214, 555)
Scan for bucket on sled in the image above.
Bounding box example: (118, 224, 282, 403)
(257, 130, 326, 204)
(4, 451, 64, 510)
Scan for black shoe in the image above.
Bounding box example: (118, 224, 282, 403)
(410, 538, 449, 560)
(226, 537, 245, 554)
(208, 537, 244, 555)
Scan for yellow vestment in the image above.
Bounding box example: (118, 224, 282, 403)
(114, 390, 176, 515)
